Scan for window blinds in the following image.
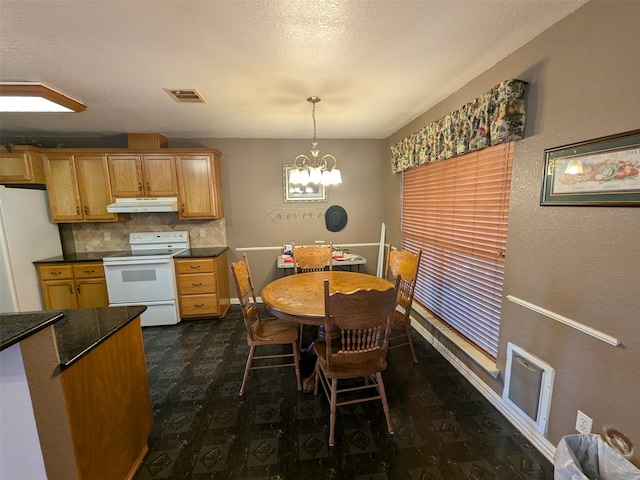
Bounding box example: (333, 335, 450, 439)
(401, 142, 514, 358)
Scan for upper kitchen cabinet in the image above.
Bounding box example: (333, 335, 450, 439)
(175, 152, 224, 219)
(42, 152, 120, 223)
(0, 145, 46, 184)
(108, 154, 177, 197)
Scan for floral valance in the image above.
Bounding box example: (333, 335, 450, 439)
(390, 79, 528, 173)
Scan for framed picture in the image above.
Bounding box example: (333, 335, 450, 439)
(541, 129, 640, 206)
(283, 164, 327, 202)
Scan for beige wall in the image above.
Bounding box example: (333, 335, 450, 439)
(386, 0, 639, 452)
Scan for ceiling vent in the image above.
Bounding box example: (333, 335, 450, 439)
(163, 88, 206, 104)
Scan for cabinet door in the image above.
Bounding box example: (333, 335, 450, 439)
(75, 155, 118, 221)
(42, 153, 84, 222)
(108, 155, 144, 197)
(76, 278, 109, 308)
(142, 155, 178, 196)
(175, 154, 223, 219)
(42, 280, 78, 310)
(0, 148, 45, 184)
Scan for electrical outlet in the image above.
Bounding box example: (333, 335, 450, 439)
(199, 228, 206, 238)
(104, 232, 111, 242)
(575, 410, 593, 434)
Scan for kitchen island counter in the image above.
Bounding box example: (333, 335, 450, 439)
(0, 306, 146, 369)
(0, 305, 152, 480)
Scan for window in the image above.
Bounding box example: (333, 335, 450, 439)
(401, 142, 514, 358)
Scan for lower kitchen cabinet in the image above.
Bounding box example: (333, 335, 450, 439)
(175, 252, 230, 319)
(37, 262, 109, 310)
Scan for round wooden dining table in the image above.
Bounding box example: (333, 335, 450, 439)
(261, 271, 395, 393)
(261, 271, 395, 324)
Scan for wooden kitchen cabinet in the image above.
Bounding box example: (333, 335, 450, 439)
(108, 154, 177, 197)
(0, 146, 46, 184)
(37, 262, 109, 310)
(175, 252, 230, 319)
(175, 152, 224, 219)
(42, 152, 119, 223)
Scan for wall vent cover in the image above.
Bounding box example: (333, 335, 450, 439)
(503, 342, 554, 435)
(163, 89, 206, 104)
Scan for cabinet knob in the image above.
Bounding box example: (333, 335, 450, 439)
(146, 182, 150, 191)
(138, 182, 142, 191)
(76, 206, 80, 215)
(190, 265, 201, 269)
(84, 269, 95, 274)
(84, 206, 88, 215)
(181, 203, 185, 213)
(194, 304, 204, 308)
(76, 285, 81, 294)
(51, 271, 62, 276)
(192, 282, 202, 286)
(69, 285, 74, 294)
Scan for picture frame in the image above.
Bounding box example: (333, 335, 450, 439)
(541, 129, 640, 206)
(283, 164, 327, 202)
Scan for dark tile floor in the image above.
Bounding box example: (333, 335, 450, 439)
(133, 305, 554, 480)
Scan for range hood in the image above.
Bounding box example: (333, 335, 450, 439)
(106, 197, 178, 213)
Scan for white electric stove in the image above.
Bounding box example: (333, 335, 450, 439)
(103, 231, 190, 326)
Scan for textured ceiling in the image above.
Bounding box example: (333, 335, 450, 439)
(0, 0, 586, 139)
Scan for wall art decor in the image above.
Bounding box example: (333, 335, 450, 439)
(541, 129, 640, 206)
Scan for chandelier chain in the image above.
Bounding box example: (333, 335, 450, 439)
(312, 101, 317, 142)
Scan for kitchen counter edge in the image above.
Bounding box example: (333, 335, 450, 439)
(0, 305, 147, 369)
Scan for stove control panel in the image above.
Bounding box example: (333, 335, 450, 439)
(130, 231, 189, 245)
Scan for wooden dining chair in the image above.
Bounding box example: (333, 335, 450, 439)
(292, 242, 333, 348)
(313, 277, 399, 446)
(230, 253, 302, 395)
(292, 242, 333, 274)
(384, 245, 423, 363)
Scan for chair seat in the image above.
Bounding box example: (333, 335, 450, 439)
(391, 309, 411, 326)
(248, 318, 299, 346)
(313, 342, 388, 378)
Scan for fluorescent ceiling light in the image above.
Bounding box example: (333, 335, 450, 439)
(0, 82, 86, 112)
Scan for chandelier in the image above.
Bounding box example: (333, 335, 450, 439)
(289, 96, 342, 187)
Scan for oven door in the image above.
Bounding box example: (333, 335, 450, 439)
(103, 258, 177, 303)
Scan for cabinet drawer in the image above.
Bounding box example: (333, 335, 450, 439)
(72, 262, 105, 279)
(180, 294, 219, 316)
(38, 264, 74, 280)
(176, 258, 215, 274)
(177, 273, 216, 294)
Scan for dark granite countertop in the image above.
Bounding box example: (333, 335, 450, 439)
(33, 251, 124, 263)
(0, 310, 64, 351)
(0, 305, 146, 369)
(174, 246, 229, 258)
(34, 247, 228, 264)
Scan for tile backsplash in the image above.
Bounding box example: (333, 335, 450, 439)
(66, 213, 226, 252)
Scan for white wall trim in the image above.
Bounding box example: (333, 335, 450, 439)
(507, 295, 621, 347)
(235, 242, 381, 252)
(410, 304, 557, 463)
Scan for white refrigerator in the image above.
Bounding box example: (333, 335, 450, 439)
(0, 185, 63, 313)
(0, 185, 62, 479)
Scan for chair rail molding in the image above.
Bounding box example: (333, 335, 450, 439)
(506, 295, 621, 347)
